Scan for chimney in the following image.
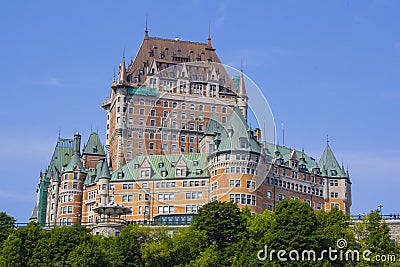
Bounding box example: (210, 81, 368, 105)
(254, 128, 261, 142)
(74, 132, 81, 155)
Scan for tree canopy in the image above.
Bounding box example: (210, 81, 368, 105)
(0, 203, 398, 266)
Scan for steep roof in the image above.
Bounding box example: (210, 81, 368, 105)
(203, 111, 223, 136)
(216, 106, 261, 154)
(48, 138, 75, 175)
(127, 35, 222, 85)
(110, 153, 208, 181)
(98, 159, 111, 179)
(64, 153, 85, 173)
(82, 132, 106, 156)
(319, 144, 346, 177)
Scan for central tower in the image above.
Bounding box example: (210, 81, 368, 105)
(102, 28, 248, 170)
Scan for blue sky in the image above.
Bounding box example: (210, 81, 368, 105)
(0, 0, 399, 221)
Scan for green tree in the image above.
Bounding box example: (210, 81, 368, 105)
(0, 222, 45, 267)
(66, 236, 107, 267)
(316, 207, 356, 266)
(169, 227, 208, 266)
(141, 227, 173, 267)
(31, 225, 91, 266)
(269, 200, 322, 266)
(191, 201, 245, 249)
(0, 212, 15, 244)
(355, 210, 397, 266)
(0, 234, 23, 267)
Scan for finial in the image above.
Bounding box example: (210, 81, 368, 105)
(208, 21, 211, 40)
(207, 21, 212, 47)
(240, 60, 243, 74)
(58, 128, 61, 138)
(113, 66, 116, 82)
(326, 134, 329, 145)
(145, 15, 149, 39)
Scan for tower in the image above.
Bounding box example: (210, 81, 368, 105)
(319, 143, 352, 214)
(57, 133, 87, 225)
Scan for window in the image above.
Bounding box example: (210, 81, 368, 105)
(163, 111, 169, 118)
(129, 107, 133, 114)
(190, 104, 195, 110)
(278, 194, 286, 200)
(139, 108, 145, 115)
(180, 135, 186, 142)
(229, 180, 240, 188)
(138, 142, 143, 148)
(181, 113, 186, 119)
(246, 181, 256, 190)
(189, 136, 194, 142)
(267, 191, 272, 199)
(164, 101, 169, 107)
(73, 182, 78, 189)
(211, 182, 218, 191)
(150, 120, 155, 126)
(139, 119, 144, 125)
(150, 109, 155, 116)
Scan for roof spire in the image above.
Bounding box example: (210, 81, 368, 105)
(326, 133, 329, 146)
(118, 50, 127, 82)
(144, 15, 149, 39)
(207, 21, 212, 48)
(238, 64, 247, 97)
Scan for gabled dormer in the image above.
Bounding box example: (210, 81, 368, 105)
(175, 156, 188, 177)
(290, 149, 299, 170)
(139, 157, 152, 178)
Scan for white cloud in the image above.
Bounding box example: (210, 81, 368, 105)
(32, 77, 62, 87)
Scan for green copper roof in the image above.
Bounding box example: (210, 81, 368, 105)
(262, 142, 319, 172)
(83, 132, 106, 156)
(216, 106, 260, 154)
(110, 153, 209, 181)
(128, 87, 157, 96)
(233, 75, 240, 92)
(204, 111, 223, 136)
(64, 153, 86, 173)
(319, 144, 346, 177)
(36, 137, 75, 225)
(98, 159, 111, 179)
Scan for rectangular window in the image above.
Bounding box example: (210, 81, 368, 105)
(73, 182, 78, 189)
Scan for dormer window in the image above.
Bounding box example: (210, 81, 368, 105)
(161, 170, 168, 177)
(117, 172, 124, 179)
(196, 169, 202, 175)
(141, 170, 150, 178)
(240, 138, 249, 149)
(193, 160, 199, 166)
(158, 162, 164, 168)
(331, 170, 337, 176)
(134, 164, 140, 169)
(176, 168, 186, 177)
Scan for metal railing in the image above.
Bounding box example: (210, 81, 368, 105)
(350, 214, 400, 221)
